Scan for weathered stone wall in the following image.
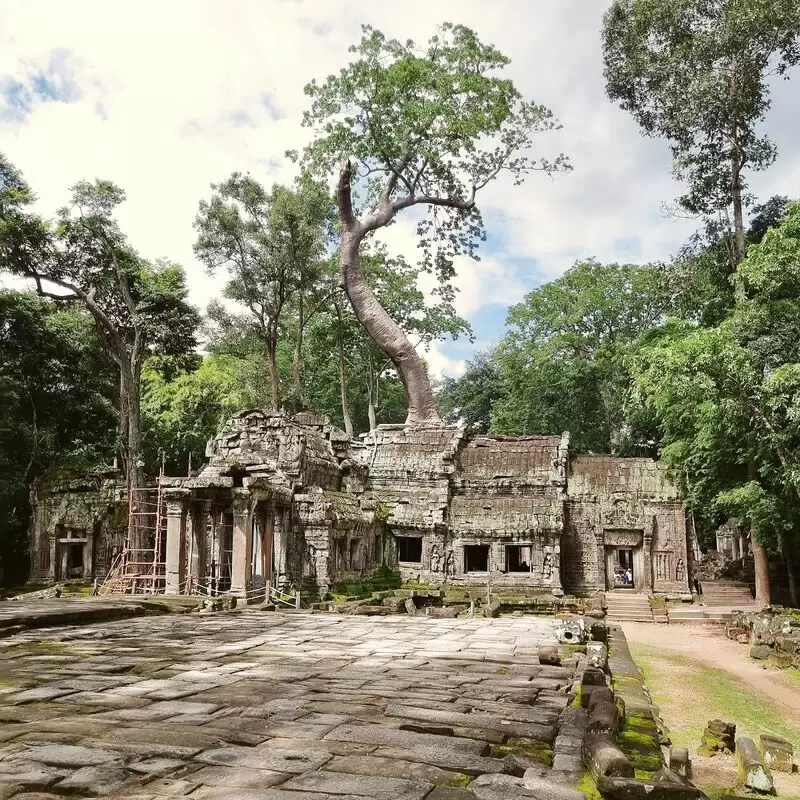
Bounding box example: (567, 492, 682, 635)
(564, 456, 690, 595)
(29, 412, 692, 597)
(28, 468, 127, 582)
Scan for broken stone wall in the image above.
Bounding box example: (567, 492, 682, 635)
(29, 468, 127, 582)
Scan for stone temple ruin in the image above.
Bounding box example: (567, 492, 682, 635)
(29, 410, 692, 599)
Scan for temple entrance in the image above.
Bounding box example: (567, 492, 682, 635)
(603, 529, 646, 592)
(606, 546, 635, 589)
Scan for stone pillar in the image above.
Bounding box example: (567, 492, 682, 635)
(274, 507, 288, 590)
(165, 491, 189, 595)
(190, 500, 211, 583)
(643, 525, 654, 594)
(230, 491, 252, 598)
(596, 533, 607, 590)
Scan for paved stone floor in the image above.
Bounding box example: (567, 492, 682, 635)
(0, 611, 585, 800)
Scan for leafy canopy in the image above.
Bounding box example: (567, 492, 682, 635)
(295, 23, 570, 280)
(603, 0, 800, 216)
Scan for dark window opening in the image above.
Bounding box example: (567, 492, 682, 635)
(396, 536, 422, 563)
(506, 545, 533, 573)
(66, 543, 85, 578)
(464, 545, 489, 573)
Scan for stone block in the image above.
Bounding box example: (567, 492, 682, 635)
(699, 719, 735, 755)
(425, 606, 458, 619)
(56, 766, 136, 796)
(281, 769, 433, 800)
(404, 597, 417, 615)
(538, 646, 560, 666)
(669, 746, 690, 777)
(597, 772, 704, 799)
(760, 734, 793, 774)
(737, 736, 774, 794)
(483, 601, 501, 618)
(587, 700, 619, 734)
(750, 644, 772, 660)
(586, 642, 607, 669)
(582, 667, 607, 686)
(555, 618, 587, 644)
(582, 732, 633, 780)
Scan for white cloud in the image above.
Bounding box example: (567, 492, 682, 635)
(2, 0, 799, 381)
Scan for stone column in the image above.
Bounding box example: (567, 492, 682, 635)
(230, 491, 252, 598)
(596, 532, 607, 590)
(165, 491, 189, 595)
(190, 500, 211, 584)
(642, 525, 654, 595)
(273, 507, 288, 590)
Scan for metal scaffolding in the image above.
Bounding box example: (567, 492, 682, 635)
(98, 485, 166, 595)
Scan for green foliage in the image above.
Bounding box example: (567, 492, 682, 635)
(0, 291, 116, 583)
(194, 174, 334, 410)
(141, 353, 257, 475)
(297, 22, 570, 283)
(437, 351, 501, 432)
(452, 259, 674, 452)
(603, 0, 800, 222)
(632, 203, 800, 550)
(0, 155, 200, 489)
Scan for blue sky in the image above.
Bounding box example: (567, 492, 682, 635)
(2, 0, 799, 377)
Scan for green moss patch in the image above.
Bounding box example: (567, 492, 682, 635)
(490, 737, 553, 766)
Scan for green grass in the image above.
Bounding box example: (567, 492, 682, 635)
(631, 643, 799, 745)
(631, 642, 800, 799)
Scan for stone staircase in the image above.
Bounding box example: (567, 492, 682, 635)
(701, 580, 755, 607)
(605, 590, 654, 623)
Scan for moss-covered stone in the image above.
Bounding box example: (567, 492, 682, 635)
(490, 737, 553, 766)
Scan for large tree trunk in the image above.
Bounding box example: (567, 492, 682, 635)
(292, 336, 304, 410)
(731, 146, 746, 268)
(746, 461, 771, 608)
(367, 368, 377, 432)
(334, 303, 354, 437)
(118, 371, 129, 472)
(340, 225, 442, 427)
(779, 531, 798, 608)
(292, 296, 307, 410)
(752, 531, 771, 609)
(121, 362, 145, 551)
(265, 335, 280, 411)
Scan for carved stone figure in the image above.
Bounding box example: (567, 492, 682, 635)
(676, 557, 686, 583)
(541, 553, 553, 581)
(444, 550, 455, 579)
(430, 544, 441, 573)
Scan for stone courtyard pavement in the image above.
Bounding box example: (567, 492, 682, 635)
(0, 611, 586, 800)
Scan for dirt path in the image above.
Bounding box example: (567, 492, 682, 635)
(623, 622, 800, 800)
(623, 622, 800, 715)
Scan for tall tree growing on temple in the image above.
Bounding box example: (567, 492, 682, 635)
(295, 23, 570, 426)
(303, 245, 471, 434)
(194, 174, 334, 411)
(0, 155, 199, 494)
(602, 0, 800, 269)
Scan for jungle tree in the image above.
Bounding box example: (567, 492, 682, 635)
(0, 157, 198, 496)
(603, 0, 800, 268)
(296, 23, 570, 426)
(194, 174, 334, 411)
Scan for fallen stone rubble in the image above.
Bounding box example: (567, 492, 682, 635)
(725, 608, 800, 670)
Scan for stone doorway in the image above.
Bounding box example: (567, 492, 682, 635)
(603, 529, 645, 592)
(606, 546, 635, 589)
